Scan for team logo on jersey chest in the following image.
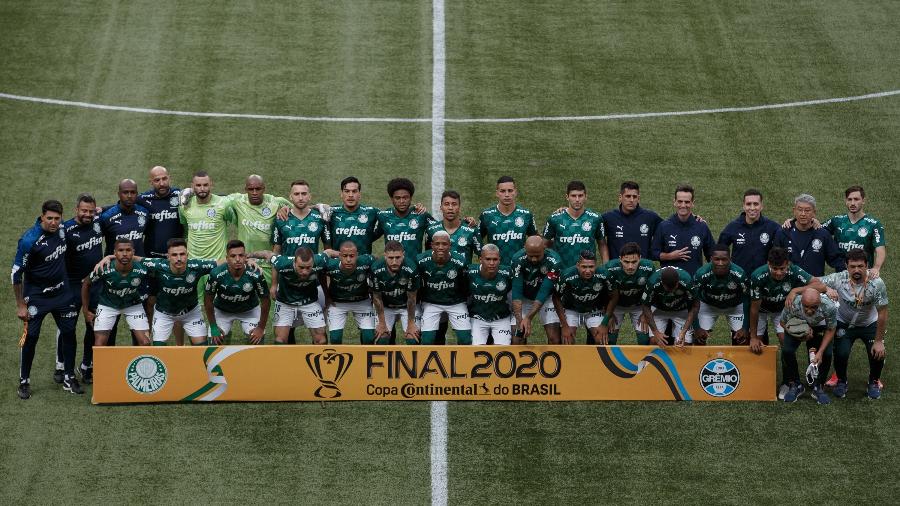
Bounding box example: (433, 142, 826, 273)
(727, 281, 737, 290)
(581, 221, 592, 232)
(94, 223, 101, 234)
(496, 281, 507, 291)
(811, 239, 822, 251)
(308, 222, 319, 232)
(457, 237, 467, 246)
(207, 209, 216, 218)
(127, 355, 168, 394)
(130, 278, 141, 287)
(169, 196, 179, 207)
(358, 214, 369, 224)
(242, 282, 253, 292)
(640, 224, 650, 235)
(690, 235, 701, 248)
(593, 282, 603, 291)
(638, 277, 647, 285)
(27, 305, 38, 316)
(185, 273, 196, 283)
(447, 269, 457, 279)
(782, 282, 791, 291)
(58, 229, 65, 239)
(759, 233, 770, 244)
(138, 216, 146, 227)
(409, 219, 419, 229)
(858, 227, 868, 238)
(262, 207, 272, 217)
(514, 216, 525, 228)
(357, 273, 366, 282)
(540, 266, 548, 274)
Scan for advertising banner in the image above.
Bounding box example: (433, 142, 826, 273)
(93, 345, 777, 403)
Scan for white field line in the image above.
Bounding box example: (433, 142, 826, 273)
(430, 2, 449, 506)
(2, 89, 898, 125)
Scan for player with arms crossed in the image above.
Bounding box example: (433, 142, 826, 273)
(601, 242, 656, 345)
(691, 245, 749, 346)
(553, 250, 611, 345)
(84, 239, 152, 348)
(512, 236, 563, 344)
(204, 240, 269, 345)
(816, 249, 888, 399)
(369, 241, 420, 345)
(323, 241, 377, 344)
(13, 200, 82, 398)
(467, 244, 514, 345)
(641, 266, 697, 347)
(417, 231, 471, 345)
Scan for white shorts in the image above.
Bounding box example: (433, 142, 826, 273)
(522, 298, 560, 325)
(152, 305, 207, 341)
(471, 316, 513, 345)
(421, 302, 471, 332)
(698, 302, 744, 332)
(381, 306, 422, 331)
(94, 304, 149, 332)
(612, 305, 645, 333)
(275, 301, 326, 329)
(756, 311, 785, 336)
(652, 308, 694, 344)
(214, 306, 261, 336)
(564, 309, 603, 329)
(327, 300, 376, 331)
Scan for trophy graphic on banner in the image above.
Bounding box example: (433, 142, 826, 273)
(305, 348, 354, 398)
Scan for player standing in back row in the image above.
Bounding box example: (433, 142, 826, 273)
(544, 180, 608, 267)
(478, 176, 537, 267)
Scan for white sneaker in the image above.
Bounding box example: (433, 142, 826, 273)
(778, 383, 789, 400)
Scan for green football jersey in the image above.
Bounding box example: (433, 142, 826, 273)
(823, 214, 886, 265)
(820, 270, 889, 327)
(329, 204, 381, 255)
(510, 247, 563, 302)
(179, 194, 235, 260)
(749, 264, 812, 314)
(605, 258, 656, 307)
(425, 221, 481, 262)
(478, 205, 537, 266)
(641, 267, 694, 312)
(271, 253, 327, 305)
(91, 263, 150, 309)
(692, 262, 748, 309)
(142, 258, 217, 314)
(416, 251, 468, 305)
(206, 263, 268, 313)
(230, 193, 291, 256)
(555, 265, 611, 314)
(467, 265, 512, 321)
(272, 208, 330, 255)
(780, 294, 838, 329)
(377, 209, 435, 258)
(543, 208, 606, 268)
(369, 256, 420, 309)
(324, 254, 374, 303)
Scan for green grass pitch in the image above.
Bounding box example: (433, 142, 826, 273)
(1, 1, 899, 503)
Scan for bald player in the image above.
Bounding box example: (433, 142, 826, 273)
(511, 235, 564, 343)
(779, 287, 838, 404)
(229, 174, 291, 288)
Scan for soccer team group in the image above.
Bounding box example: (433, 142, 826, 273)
(12, 167, 888, 403)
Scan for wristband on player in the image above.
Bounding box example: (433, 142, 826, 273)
(210, 323, 222, 337)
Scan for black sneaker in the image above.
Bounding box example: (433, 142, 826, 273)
(17, 381, 31, 400)
(53, 368, 64, 384)
(63, 376, 84, 395)
(80, 366, 93, 384)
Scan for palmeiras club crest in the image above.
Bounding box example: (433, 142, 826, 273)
(305, 348, 354, 399)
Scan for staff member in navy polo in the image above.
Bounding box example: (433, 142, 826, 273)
(718, 189, 781, 273)
(775, 194, 846, 276)
(602, 181, 662, 258)
(652, 184, 714, 276)
(12, 200, 83, 399)
(139, 166, 183, 258)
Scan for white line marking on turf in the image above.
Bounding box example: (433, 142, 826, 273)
(1, 89, 898, 124)
(445, 89, 900, 123)
(430, 2, 449, 506)
(431, 400, 449, 506)
(0, 92, 430, 123)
